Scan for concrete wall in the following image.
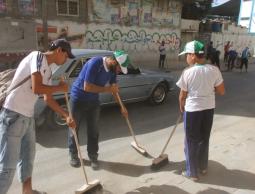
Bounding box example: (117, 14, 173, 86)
(0, 0, 183, 68)
(34, 0, 182, 67)
(181, 19, 200, 32)
(35, 19, 87, 50)
(0, 19, 36, 52)
(0, 19, 36, 68)
(35, 20, 181, 67)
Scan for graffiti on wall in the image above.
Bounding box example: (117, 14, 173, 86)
(85, 28, 180, 52)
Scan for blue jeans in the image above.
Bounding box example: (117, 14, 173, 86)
(0, 108, 35, 194)
(183, 109, 214, 177)
(68, 99, 100, 160)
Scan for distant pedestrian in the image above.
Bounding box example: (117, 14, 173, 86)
(206, 41, 213, 60)
(227, 46, 238, 71)
(210, 49, 221, 70)
(158, 40, 166, 68)
(224, 41, 230, 64)
(240, 47, 250, 72)
(176, 40, 225, 181)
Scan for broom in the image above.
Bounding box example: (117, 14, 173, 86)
(151, 114, 182, 170)
(116, 92, 148, 156)
(62, 77, 102, 193)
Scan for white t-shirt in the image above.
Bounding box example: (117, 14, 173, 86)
(3, 51, 52, 117)
(176, 64, 223, 112)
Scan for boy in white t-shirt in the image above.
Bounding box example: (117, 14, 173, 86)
(176, 40, 225, 181)
(0, 39, 76, 194)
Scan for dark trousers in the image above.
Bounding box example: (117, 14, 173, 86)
(224, 52, 228, 63)
(159, 54, 166, 68)
(183, 109, 214, 177)
(227, 56, 236, 70)
(240, 58, 248, 71)
(210, 55, 220, 69)
(68, 99, 100, 160)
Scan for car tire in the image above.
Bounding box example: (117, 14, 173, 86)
(149, 83, 168, 105)
(46, 100, 68, 130)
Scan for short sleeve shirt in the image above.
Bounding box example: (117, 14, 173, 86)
(71, 57, 116, 102)
(4, 51, 52, 117)
(176, 64, 223, 112)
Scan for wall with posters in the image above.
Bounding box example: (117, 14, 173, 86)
(0, 0, 182, 68)
(88, 0, 181, 28)
(35, 0, 182, 66)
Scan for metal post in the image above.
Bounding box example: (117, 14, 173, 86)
(42, 0, 48, 51)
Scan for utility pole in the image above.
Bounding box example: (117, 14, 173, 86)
(42, 0, 48, 51)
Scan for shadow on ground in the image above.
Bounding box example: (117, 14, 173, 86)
(199, 160, 255, 190)
(82, 158, 255, 191)
(174, 160, 255, 191)
(197, 188, 230, 194)
(125, 186, 232, 194)
(125, 185, 189, 194)
(93, 185, 231, 194)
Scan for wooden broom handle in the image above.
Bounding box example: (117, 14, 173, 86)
(160, 114, 182, 155)
(115, 93, 139, 146)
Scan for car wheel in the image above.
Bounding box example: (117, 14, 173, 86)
(46, 102, 68, 130)
(149, 83, 168, 105)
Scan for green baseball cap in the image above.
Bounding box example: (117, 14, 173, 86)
(179, 40, 205, 56)
(113, 50, 130, 74)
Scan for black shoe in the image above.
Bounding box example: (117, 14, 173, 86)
(69, 154, 81, 168)
(90, 159, 99, 170)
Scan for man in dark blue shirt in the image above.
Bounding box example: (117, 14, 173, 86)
(227, 48, 238, 71)
(240, 47, 250, 72)
(68, 50, 129, 169)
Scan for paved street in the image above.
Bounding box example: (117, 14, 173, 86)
(7, 62, 255, 194)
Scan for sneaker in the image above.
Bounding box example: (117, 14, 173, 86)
(181, 171, 199, 182)
(90, 159, 99, 170)
(69, 154, 81, 168)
